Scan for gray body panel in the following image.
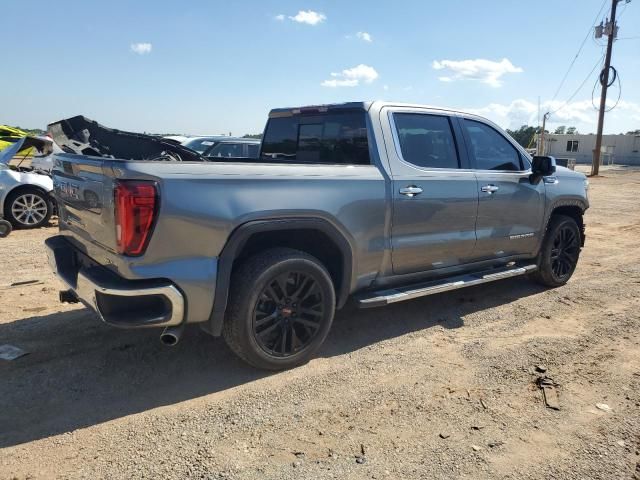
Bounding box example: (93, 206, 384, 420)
(48, 101, 589, 328)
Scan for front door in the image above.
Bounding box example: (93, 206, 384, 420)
(460, 118, 545, 259)
(384, 110, 479, 275)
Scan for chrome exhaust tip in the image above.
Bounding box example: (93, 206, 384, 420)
(160, 325, 184, 346)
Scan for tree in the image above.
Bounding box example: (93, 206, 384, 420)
(566, 126, 577, 135)
(554, 126, 566, 135)
(626, 129, 640, 135)
(243, 133, 262, 139)
(506, 125, 540, 149)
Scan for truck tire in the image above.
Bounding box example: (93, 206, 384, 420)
(4, 187, 53, 229)
(223, 247, 336, 370)
(531, 214, 582, 287)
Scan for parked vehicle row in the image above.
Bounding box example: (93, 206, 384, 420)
(45, 101, 589, 370)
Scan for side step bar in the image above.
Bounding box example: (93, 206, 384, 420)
(357, 264, 537, 309)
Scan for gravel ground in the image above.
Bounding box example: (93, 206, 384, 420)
(1, 166, 639, 479)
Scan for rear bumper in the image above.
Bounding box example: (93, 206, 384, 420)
(45, 235, 185, 328)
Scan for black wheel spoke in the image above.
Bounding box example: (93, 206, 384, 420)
(274, 274, 290, 300)
(291, 275, 312, 301)
(293, 317, 320, 330)
(257, 321, 280, 339)
(255, 311, 278, 328)
(299, 306, 323, 318)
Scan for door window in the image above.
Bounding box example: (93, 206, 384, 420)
(464, 119, 523, 171)
(393, 113, 460, 169)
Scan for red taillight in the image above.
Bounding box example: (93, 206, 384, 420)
(114, 181, 158, 256)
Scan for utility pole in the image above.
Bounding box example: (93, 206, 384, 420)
(538, 112, 549, 155)
(591, 0, 621, 176)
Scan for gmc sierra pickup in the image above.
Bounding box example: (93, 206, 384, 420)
(45, 102, 589, 370)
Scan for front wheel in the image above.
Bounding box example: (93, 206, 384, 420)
(531, 215, 582, 287)
(223, 248, 336, 370)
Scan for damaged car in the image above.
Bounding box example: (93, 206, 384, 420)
(0, 136, 56, 228)
(48, 115, 206, 162)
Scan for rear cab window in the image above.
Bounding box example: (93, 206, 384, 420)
(261, 112, 370, 165)
(392, 113, 460, 169)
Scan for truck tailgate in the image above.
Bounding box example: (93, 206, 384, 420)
(52, 153, 119, 252)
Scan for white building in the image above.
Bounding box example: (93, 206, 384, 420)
(540, 133, 640, 166)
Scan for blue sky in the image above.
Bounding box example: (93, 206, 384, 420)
(2, 0, 639, 135)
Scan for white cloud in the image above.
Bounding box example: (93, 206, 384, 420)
(432, 58, 523, 87)
(383, 84, 389, 91)
(321, 64, 379, 88)
(356, 31, 373, 42)
(465, 98, 640, 133)
(274, 14, 285, 21)
(130, 42, 152, 55)
(289, 10, 326, 25)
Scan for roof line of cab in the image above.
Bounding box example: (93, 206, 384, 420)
(267, 101, 478, 118)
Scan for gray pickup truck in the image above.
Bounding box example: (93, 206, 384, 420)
(45, 102, 589, 370)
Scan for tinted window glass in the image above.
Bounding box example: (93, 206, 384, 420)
(393, 113, 459, 169)
(184, 138, 218, 153)
(247, 144, 260, 158)
(207, 143, 243, 158)
(261, 112, 370, 164)
(464, 120, 522, 171)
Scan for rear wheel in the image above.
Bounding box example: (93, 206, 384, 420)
(223, 248, 336, 370)
(5, 188, 53, 229)
(531, 215, 582, 287)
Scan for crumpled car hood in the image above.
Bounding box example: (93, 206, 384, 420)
(0, 136, 51, 165)
(47, 115, 205, 162)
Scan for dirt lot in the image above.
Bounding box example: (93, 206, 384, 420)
(1, 166, 639, 479)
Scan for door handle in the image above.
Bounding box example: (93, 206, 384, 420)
(481, 185, 499, 194)
(399, 186, 423, 197)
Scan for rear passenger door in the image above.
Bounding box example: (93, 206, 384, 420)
(460, 118, 545, 259)
(383, 109, 479, 275)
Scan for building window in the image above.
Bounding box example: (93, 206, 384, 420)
(566, 140, 579, 152)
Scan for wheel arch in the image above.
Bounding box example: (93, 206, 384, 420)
(207, 217, 355, 336)
(548, 203, 586, 246)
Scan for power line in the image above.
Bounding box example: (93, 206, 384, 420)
(550, 0, 609, 103)
(549, 54, 605, 115)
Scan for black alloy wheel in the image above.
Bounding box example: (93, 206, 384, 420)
(549, 224, 580, 282)
(223, 248, 336, 370)
(253, 271, 325, 357)
(531, 214, 582, 287)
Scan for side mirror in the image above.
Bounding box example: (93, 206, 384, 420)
(530, 156, 556, 183)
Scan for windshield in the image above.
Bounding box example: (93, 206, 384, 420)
(183, 138, 219, 153)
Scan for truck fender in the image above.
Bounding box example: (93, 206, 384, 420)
(207, 217, 354, 336)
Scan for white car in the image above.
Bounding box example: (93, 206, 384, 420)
(0, 137, 55, 228)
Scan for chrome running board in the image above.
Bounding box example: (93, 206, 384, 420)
(357, 264, 537, 308)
